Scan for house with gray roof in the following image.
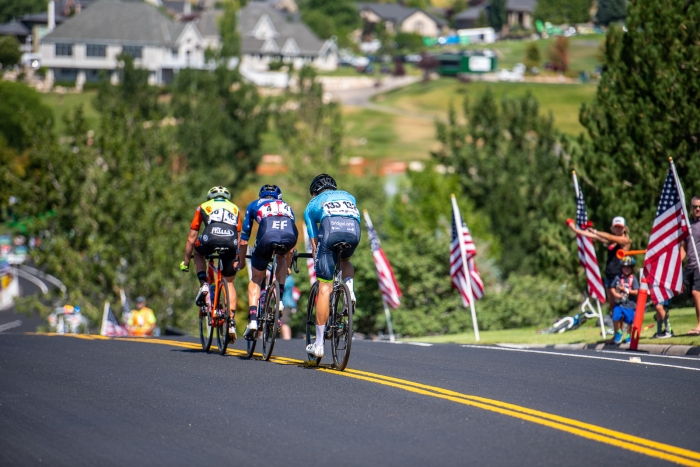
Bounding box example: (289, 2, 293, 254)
(40, 0, 206, 86)
(454, 3, 489, 30)
(506, 0, 537, 29)
(357, 2, 447, 37)
(236, 2, 337, 71)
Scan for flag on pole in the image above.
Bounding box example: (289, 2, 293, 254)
(100, 302, 128, 337)
(643, 163, 689, 303)
(364, 211, 401, 309)
(572, 172, 606, 303)
(450, 202, 484, 306)
(303, 228, 316, 285)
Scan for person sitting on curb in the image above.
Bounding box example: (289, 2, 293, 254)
(610, 257, 639, 344)
(567, 216, 632, 315)
(127, 297, 157, 337)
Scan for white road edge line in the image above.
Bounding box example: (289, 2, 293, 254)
(461, 344, 700, 372)
(596, 349, 700, 361)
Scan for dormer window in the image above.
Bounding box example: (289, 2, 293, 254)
(251, 14, 277, 40)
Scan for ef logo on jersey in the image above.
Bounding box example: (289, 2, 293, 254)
(272, 220, 288, 230)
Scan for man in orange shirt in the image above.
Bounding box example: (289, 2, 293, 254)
(127, 297, 157, 336)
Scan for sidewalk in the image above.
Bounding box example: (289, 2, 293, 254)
(496, 342, 700, 357)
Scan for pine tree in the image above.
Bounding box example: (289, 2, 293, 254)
(574, 1, 700, 245)
(523, 42, 541, 70)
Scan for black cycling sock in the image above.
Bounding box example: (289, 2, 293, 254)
(248, 306, 257, 321)
(279, 284, 285, 297)
(197, 272, 207, 285)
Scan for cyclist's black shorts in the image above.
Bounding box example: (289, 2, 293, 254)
(315, 217, 360, 282)
(251, 216, 298, 271)
(195, 222, 238, 276)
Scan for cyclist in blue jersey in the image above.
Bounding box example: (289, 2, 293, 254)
(238, 184, 298, 338)
(304, 174, 361, 358)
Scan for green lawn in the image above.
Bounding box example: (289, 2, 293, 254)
(42, 91, 100, 134)
(464, 34, 605, 72)
(404, 307, 700, 347)
(374, 78, 597, 135)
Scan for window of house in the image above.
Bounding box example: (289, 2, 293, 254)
(171, 48, 178, 58)
(86, 44, 106, 57)
(55, 43, 73, 56)
(122, 45, 143, 58)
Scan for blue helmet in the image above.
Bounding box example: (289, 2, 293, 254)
(259, 184, 282, 200)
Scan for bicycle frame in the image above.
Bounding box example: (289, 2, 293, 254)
(205, 254, 225, 327)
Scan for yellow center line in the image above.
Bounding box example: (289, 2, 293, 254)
(35, 334, 700, 466)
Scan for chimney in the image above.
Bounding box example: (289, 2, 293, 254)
(48, 0, 56, 31)
(183, 1, 192, 16)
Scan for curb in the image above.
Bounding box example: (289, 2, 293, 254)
(495, 343, 700, 357)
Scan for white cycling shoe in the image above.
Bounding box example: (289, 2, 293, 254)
(243, 320, 258, 338)
(306, 342, 324, 358)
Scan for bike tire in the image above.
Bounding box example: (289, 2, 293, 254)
(216, 278, 230, 355)
(305, 281, 321, 366)
(331, 280, 353, 371)
(261, 281, 280, 361)
(199, 305, 213, 352)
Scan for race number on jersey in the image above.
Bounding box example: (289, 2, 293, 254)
(208, 208, 238, 226)
(322, 200, 359, 218)
(256, 200, 294, 222)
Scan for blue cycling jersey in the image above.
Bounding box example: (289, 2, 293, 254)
(304, 190, 360, 240)
(241, 198, 295, 241)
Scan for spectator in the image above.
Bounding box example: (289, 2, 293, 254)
(281, 272, 298, 340)
(568, 216, 632, 313)
(610, 256, 639, 344)
(681, 196, 700, 335)
(127, 296, 157, 337)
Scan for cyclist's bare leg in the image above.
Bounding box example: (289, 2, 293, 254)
(193, 250, 206, 275)
(224, 275, 236, 318)
(316, 281, 332, 327)
(248, 268, 266, 307)
(275, 254, 288, 285)
(340, 259, 355, 301)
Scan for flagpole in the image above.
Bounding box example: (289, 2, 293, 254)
(363, 210, 397, 343)
(669, 158, 700, 278)
(451, 194, 480, 342)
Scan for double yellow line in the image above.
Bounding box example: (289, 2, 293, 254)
(40, 334, 700, 466)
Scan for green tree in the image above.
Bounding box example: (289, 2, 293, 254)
(575, 1, 700, 245)
(0, 81, 53, 151)
(488, 0, 507, 31)
(300, 0, 360, 47)
(171, 66, 269, 192)
(433, 90, 577, 282)
(394, 32, 424, 53)
(534, 0, 593, 24)
(0, 0, 45, 23)
(302, 9, 336, 39)
(0, 35, 21, 69)
(595, 0, 626, 26)
(219, 0, 243, 59)
(523, 42, 541, 70)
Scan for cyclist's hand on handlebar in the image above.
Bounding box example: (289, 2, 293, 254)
(179, 261, 189, 273)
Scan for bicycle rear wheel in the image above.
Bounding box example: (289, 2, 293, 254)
(199, 305, 213, 352)
(305, 281, 321, 366)
(215, 278, 230, 355)
(261, 281, 280, 361)
(330, 280, 353, 371)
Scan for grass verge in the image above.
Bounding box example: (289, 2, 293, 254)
(41, 91, 100, 134)
(404, 307, 700, 346)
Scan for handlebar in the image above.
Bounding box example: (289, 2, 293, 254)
(291, 249, 313, 274)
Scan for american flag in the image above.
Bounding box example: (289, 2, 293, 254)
(364, 211, 401, 309)
(643, 164, 689, 303)
(450, 202, 484, 306)
(100, 303, 128, 337)
(573, 173, 606, 303)
(303, 228, 316, 285)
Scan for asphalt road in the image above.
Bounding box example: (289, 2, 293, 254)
(0, 270, 51, 333)
(1, 333, 699, 467)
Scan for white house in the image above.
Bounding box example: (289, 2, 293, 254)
(40, 0, 208, 86)
(237, 2, 337, 72)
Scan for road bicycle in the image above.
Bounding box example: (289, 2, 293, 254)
(303, 243, 354, 371)
(199, 247, 233, 355)
(244, 244, 290, 361)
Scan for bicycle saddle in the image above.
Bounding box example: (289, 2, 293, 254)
(333, 242, 352, 251)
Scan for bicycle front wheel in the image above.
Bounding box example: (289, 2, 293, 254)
(261, 281, 280, 361)
(331, 280, 353, 371)
(215, 278, 230, 355)
(199, 305, 213, 352)
(305, 281, 321, 366)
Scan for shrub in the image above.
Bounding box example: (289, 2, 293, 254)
(523, 42, 541, 70)
(268, 60, 285, 71)
(547, 36, 569, 72)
